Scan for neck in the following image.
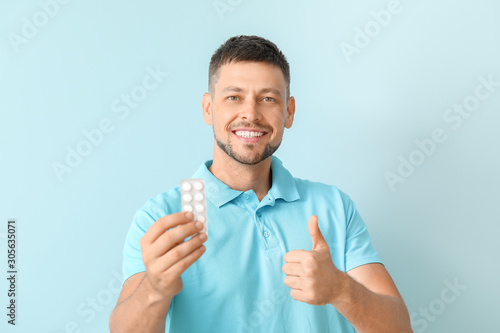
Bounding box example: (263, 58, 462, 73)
(209, 149, 272, 202)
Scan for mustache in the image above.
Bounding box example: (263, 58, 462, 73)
(229, 122, 270, 132)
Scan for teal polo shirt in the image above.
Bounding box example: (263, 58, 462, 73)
(122, 156, 382, 332)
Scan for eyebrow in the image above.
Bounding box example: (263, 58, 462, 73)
(221, 86, 282, 97)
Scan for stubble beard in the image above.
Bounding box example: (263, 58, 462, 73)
(214, 132, 281, 165)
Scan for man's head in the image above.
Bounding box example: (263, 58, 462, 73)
(208, 35, 291, 100)
(203, 35, 295, 166)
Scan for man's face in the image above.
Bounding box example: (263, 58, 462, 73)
(203, 61, 295, 165)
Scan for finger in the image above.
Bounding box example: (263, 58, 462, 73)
(166, 244, 206, 277)
(156, 232, 207, 272)
(142, 212, 194, 246)
(150, 220, 203, 258)
(282, 262, 302, 276)
(284, 275, 301, 289)
(284, 249, 310, 263)
(308, 215, 328, 250)
(289, 289, 305, 302)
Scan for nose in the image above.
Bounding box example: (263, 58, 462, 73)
(240, 99, 262, 122)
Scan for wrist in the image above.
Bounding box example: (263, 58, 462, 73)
(142, 273, 174, 306)
(328, 271, 358, 309)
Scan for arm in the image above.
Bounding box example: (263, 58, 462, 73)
(109, 211, 207, 333)
(330, 263, 412, 333)
(282, 216, 412, 333)
(109, 272, 172, 333)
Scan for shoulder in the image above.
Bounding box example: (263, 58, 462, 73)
(133, 186, 181, 225)
(293, 176, 352, 205)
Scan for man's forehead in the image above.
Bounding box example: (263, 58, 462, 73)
(216, 61, 286, 91)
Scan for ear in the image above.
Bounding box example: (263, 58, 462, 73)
(285, 96, 295, 129)
(202, 92, 213, 125)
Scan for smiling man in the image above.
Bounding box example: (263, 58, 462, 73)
(109, 35, 412, 333)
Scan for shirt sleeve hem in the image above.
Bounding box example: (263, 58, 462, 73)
(122, 268, 146, 286)
(345, 257, 384, 272)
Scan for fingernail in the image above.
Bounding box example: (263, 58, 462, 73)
(199, 233, 207, 241)
(185, 212, 193, 220)
(196, 221, 203, 229)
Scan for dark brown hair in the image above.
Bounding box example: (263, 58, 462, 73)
(208, 35, 291, 99)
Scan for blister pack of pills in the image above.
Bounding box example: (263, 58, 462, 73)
(180, 178, 208, 234)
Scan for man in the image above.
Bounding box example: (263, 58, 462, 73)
(109, 35, 412, 333)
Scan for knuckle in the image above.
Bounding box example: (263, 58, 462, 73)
(178, 260, 189, 271)
(170, 247, 182, 259)
(163, 232, 174, 244)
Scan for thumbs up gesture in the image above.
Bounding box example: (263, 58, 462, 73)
(282, 215, 343, 306)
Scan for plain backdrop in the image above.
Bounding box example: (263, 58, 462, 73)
(1, 0, 499, 332)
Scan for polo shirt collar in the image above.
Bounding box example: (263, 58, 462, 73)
(191, 155, 300, 208)
(268, 155, 300, 203)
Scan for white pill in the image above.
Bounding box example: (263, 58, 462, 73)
(181, 178, 207, 235)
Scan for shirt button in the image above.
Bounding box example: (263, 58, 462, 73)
(263, 231, 270, 238)
(243, 194, 249, 200)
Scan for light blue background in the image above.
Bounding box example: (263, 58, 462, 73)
(1, 0, 499, 332)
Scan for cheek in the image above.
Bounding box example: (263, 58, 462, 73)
(270, 114, 287, 130)
(213, 115, 234, 136)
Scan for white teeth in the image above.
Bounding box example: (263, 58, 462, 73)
(235, 131, 265, 138)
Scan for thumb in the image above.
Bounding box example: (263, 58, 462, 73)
(308, 215, 328, 250)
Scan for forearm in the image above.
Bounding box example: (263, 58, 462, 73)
(331, 273, 412, 333)
(109, 275, 172, 333)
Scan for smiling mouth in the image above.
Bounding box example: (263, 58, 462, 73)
(233, 130, 267, 138)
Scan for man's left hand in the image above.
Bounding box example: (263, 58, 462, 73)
(282, 215, 345, 306)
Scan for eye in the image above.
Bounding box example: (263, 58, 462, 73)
(227, 96, 239, 101)
(263, 97, 276, 103)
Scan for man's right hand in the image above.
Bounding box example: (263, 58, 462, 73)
(140, 211, 207, 301)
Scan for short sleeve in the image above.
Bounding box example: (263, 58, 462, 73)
(122, 208, 157, 286)
(344, 197, 383, 272)
(122, 189, 181, 287)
